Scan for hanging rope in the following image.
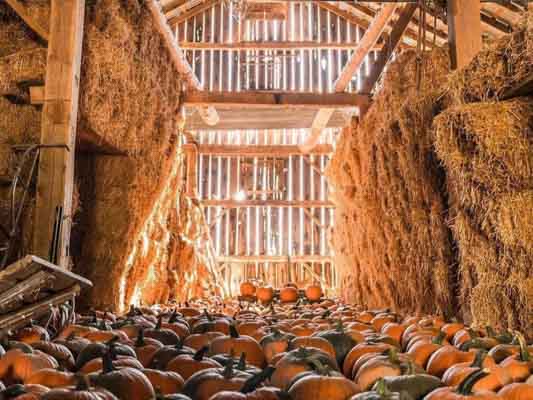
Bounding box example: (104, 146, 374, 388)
(415, 0, 428, 92)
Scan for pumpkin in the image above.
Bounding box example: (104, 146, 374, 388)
(371, 373, 442, 399)
(287, 361, 359, 400)
(0, 348, 58, 384)
(313, 321, 358, 367)
(426, 346, 476, 377)
(424, 369, 500, 400)
(192, 311, 231, 335)
(15, 324, 49, 344)
(166, 346, 222, 380)
(500, 333, 533, 382)
(141, 369, 184, 395)
(498, 382, 533, 399)
(342, 342, 394, 377)
(40, 375, 118, 400)
(256, 286, 274, 303)
(89, 352, 155, 400)
(305, 286, 323, 302)
(210, 325, 265, 368)
(289, 336, 337, 360)
(279, 287, 299, 303)
(182, 359, 252, 400)
(144, 317, 182, 346)
(183, 332, 224, 351)
(25, 369, 75, 388)
(133, 329, 164, 367)
(31, 341, 75, 371)
(260, 329, 295, 364)
(74, 337, 135, 371)
(406, 331, 446, 368)
(149, 342, 195, 370)
(203, 366, 276, 400)
(442, 350, 509, 392)
(240, 282, 257, 297)
(270, 347, 339, 390)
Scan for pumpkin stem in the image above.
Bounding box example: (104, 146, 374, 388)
(432, 330, 446, 345)
(193, 346, 209, 361)
(457, 369, 489, 395)
(306, 358, 329, 376)
(174, 339, 183, 350)
(237, 352, 247, 370)
(135, 329, 145, 347)
(403, 361, 417, 375)
(204, 309, 213, 322)
(74, 374, 90, 391)
(1, 384, 27, 398)
(223, 357, 234, 379)
(334, 319, 345, 333)
(102, 351, 115, 374)
(168, 309, 179, 323)
(230, 324, 240, 339)
(470, 350, 487, 368)
(155, 316, 163, 330)
(466, 328, 478, 340)
(374, 379, 391, 397)
(105, 335, 120, 346)
(515, 332, 530, 362)
(486, 326, 496, 338)
(185, 301, 190, 308)
(241, 366, 276, 394)
(387, 347, 399, 364)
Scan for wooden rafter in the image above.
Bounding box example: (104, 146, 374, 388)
(360, 4, 418, 95)
(168, 0, 220, 26)
(448, 0, 482, 69)
(5, 0, 49, 42)
(197, 144, 333, 156)
(184, 91, 369, 109)
(335, 4, 398, 92)
(179, 41, 385, 51)
(202, 200, 335, 208)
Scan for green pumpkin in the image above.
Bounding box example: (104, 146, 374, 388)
(371, 374, 442, 400)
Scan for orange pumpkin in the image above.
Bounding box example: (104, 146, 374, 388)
(240, 282, 257, 297)
(256, 286, 275, 304)
(425, 369, 500, 400)
(280, 287, 299, 303)
(305, 285, 323, 302)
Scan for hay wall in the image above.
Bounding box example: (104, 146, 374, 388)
(73, 0, 218, 312)
(326, 50, 455, 317)
(0, 3, 45, 263)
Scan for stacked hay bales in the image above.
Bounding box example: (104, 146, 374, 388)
(0, 3, 45, 263)
(433, 14, 533, 331)
(74, 0, 219, 311)
(326, 49, 455, 316)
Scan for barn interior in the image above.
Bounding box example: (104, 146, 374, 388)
(0, 1, 532, 399)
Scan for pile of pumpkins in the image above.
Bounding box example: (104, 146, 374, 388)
(0, 281, 532, 400)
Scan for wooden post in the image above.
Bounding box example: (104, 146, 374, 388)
(184, 144, 198, 197)
(33, 0, 85, 267)
(447, 0, 482, 69)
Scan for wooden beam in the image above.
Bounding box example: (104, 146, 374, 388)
(202, 200, 335, 208)
(300, 109, 335, 153)
(448, 0, 482, 69)
(360, 4, 418, 95)
(179, 41, 384, 51)
(168, 0, 220, 26)
(184, 143, 198, 197)
(197, 144, 333, 157)
(5, 0, 49, 42)
(33, 0, 85, 266)
(29, 86, 44, 105)
(335, 4, 398, 92)
(217, 255, 333, 264)
(184, 91, 369, 109)
(146, 1, 218, 127)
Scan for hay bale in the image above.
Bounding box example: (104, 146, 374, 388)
(0, 48, 47, 99)
(327, 48, 455, 316)
(446, 12, 533, 105)
(495, 191, 533, 252)
(0, 3, 45, 57)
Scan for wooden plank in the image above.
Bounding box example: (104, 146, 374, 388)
(360, 4, 418, 95)
(30, 86, 45, 105)
(299, 109, 335, 153)
(185, 108, 349, 131)
(447, 0, 483, 69)
(202, 200, 335, 208)
(168, 0, 220, 26)
(33, 0, 85, 266)
(217, 255, 333, 264)
(185, 144, 198, 196)
(179, 41, 384, 51)
(5, 0, 49, 42)
(184, 91, 370, 109)
(335, 4, 398, 92)
(245, 2, 287, 20)
(197, 144, 333, 156)
(502, 73, 533, 100)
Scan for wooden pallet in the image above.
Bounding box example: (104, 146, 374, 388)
(0, 255, 92, 331)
